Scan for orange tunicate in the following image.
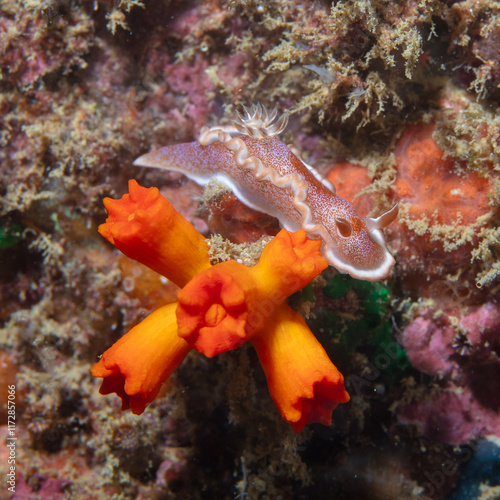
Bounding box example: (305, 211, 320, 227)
(176, 229, 328, 357)
(99, 179, 211, 288)
(390, 124, 493, 281)
(393, 124, 492, 226)
(204, 190, 280, 243)
(326, 162, 374, 215)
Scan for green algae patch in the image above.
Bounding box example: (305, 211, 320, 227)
(318, 273, 410, 385)
(0, 221, 22, 249)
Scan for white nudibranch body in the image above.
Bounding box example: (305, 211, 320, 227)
(134, 105, 398, 281)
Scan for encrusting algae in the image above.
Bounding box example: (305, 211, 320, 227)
(92, 179, 349, 432)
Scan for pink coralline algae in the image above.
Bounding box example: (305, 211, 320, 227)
(137, 4, 250, 133)
(399, 387, 500, 445)
(9, 473, 69, 500)
(459, 302, 500, 347)
(401, 314, 456, 377)
(162, 54, 215, 129)
(140, 46, 216, 134)
(401, 303, 500, 379)
(399, 303, 500, 443)
(0, 8, 93, 89)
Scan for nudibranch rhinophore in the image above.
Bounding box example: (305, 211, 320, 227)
(134, 105, 398, 281)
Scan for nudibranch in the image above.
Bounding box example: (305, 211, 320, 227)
(134, 105, 398, 281)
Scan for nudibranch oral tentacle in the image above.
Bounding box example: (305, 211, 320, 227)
(133, 105, 398, 281)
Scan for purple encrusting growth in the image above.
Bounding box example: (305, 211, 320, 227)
(398, 303, 500, 444)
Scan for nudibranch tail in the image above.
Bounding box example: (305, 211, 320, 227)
(134, 104, 398, 281)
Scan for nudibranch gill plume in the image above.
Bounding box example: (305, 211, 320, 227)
(134, 105, 398, 281)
